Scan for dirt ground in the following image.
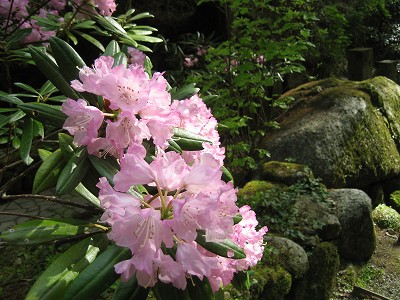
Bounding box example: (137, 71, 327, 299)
(332, 226, 400, 300)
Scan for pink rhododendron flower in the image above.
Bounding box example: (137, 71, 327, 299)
(62, 99, 104, 146)
(62, 51, 267, 292)
(0, 0, 29, 18)
(127, 47, 146, 66)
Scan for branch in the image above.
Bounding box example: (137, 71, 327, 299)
(0, 193, 102, 211)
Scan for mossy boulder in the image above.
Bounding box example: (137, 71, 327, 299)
(288, 242, 340, 300)
(252, 265, 292, 300)
(389, 190, 400, 212)
(238, 180, 282, 198)
(264, 237, 309, 280)
(264, 76, 400, 188)
(261, 161, 314, 185)
(329, 189, 376, 260)
(372, 203, 400, 231)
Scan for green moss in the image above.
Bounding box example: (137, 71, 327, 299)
(237, 180, 281, 198)
(372, 204, 400, 231)
(261, 161, 314, 185)
(291, 242, 340, 300)
(389, 190, 400, 212)
(250, 264, 292, 300)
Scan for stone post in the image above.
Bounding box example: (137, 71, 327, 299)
(347, 48, 373, 81)
(375, 60, 398, 82)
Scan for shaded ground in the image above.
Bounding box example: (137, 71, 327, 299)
(332, 226, 400, 300)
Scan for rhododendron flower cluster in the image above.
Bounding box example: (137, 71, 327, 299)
(61, 54, 267, 291)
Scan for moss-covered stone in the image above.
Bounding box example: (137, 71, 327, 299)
(372, 204, 400, 231)
(289, 242, 340, 300)
(389, 190, 400, 212)
(251, 264, 292, 300)
(237, 180, 283, 198)
(261, 161, 314, 185)
(264, 76, 400, 188)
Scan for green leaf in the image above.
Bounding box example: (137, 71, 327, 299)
(187, 276, 219, 300)
(18, 102, 66, 127)
(0, 91, 23, 105)
(49, 36, 86, 82)
(56, 147, 89, 195)
(20, 117, 33, 165)
(28, 46, 80, 100)
(152, 281, 191, 300)
(113, 275, 149, 300)
(74, 31, 105, 52)
(63, 245, 131, 300)
(222, 166, 234, 184)
(58, 132, 76, 159)
(25, 234, 108, 300)
(74, 183, 101, 209)
(12, 135, 20, 149)
(0, 110, 25, 128)
(0, 219, 91, 245)
(171, 127, 211, 151)
(14, 82, 38, 94)
(170, 83, 200, 100)
(33, 148, 66, 193)
(104, 40, 120, 56)
(127, 34, 163, 43)
(112, 52, 128, 67)
(195, 230, 246, 259)
(38, 148, 52, 161)
(32, 119, 44, 138)
(88, 155, 119, 185)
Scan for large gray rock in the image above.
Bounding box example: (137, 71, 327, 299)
(265, 236, 309, 280)
(265, 77, 400, 188)
(328, 189, 376, 260)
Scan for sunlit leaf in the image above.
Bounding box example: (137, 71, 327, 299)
(25, 234, 108, 300)
(0, 219, 91, 245)
(63, 245, 131, 300)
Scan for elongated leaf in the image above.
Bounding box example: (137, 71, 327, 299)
(0, 219, 91, 245)
(58, 132, 76, 158)
(63, 245, 131, 300)
(152, 281, 191, 300)
(56, 147, 89, 195)
(28, 46, 80, 99)
(14, 82, 38, 94)
(195, 230, 246, 259)
(20, 117, 33, 165)
(33, 148, 66, 193)
(113, 275, 149, 300)
(170, 83, 200, 100)
(222, 166, 234, 184)
(0, 110, 25, 128)
(74, 183, 101, 208)
(112, 52, 128, 67)
(74, 31, 105, 52)
(18, 102, 66, 127)
(104, 40, 120, 56)
(32, 119, 44, 138)
(49, 36, 86, 82)
(39, 80, 57, 95)
(167, 139, 183, 153)
(25, 234, 108, 300)
(88, 155, 119, 185)
(187, 276, 218, 300)
(128, 34, 163, 43)
(0, 91, 23, 104)
(170, 136, 204, 151)
(173, 127, 211, 143)
(38, 148, 52, 161)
